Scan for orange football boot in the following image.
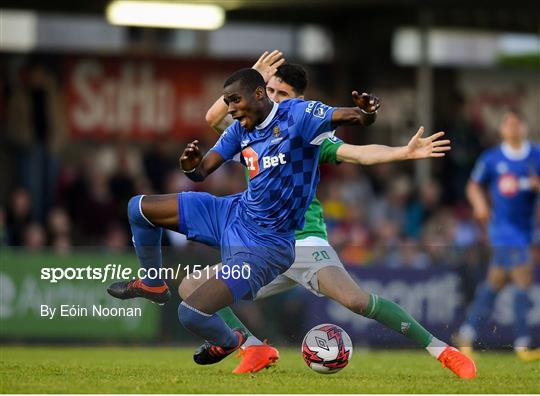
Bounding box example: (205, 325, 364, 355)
(232, 343, 279, 374)
(438, 346, 477, 379)
(516, 347, 540, 362)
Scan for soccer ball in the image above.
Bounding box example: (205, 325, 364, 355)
(302, 323, 353, 374)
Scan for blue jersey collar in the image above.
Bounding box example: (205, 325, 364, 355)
(255, 101, 279, 130)
(501, 141, 531, 161)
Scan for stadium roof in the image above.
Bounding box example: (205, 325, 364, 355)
(2, 0, 540, 33)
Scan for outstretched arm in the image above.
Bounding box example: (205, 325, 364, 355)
(331, 91, 381, 127)
(336, 127, 451, 165)
(205, 50, 285, 134)
(179, 140, 225, 182)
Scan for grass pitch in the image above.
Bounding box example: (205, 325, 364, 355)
(1, 346, 539, 393)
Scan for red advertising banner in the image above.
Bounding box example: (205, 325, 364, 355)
(65, 56, 245, 140)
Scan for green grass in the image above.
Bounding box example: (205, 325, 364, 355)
(1, 346, 539, 393)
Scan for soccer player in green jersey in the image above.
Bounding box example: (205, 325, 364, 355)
(179, 50, 476, 379)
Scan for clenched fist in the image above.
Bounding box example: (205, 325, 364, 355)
(180, 140, 202, 172)
(352, 91, 381, 113)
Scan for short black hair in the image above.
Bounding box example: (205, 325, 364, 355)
(223, 68, 265, 93)
(274, 63, 308, 95)
(504, 107, 525, 121)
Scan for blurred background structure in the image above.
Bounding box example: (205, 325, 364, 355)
(1, 0, 539, 347)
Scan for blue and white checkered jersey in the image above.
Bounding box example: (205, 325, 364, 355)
(471, 141, 540, 245)
(211, 99, 336, 233)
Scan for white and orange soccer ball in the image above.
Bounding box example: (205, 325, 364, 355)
(302, 323, 353, 374)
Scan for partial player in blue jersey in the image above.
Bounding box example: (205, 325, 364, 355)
(457, 109, 540, 362)
(107, 68, 380, 364)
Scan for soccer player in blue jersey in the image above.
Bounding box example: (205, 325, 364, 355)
(108, 67, 381, 364)
(457, 109, 540, 361)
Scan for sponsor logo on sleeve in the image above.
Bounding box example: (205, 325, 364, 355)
(313, 103, 330, 119)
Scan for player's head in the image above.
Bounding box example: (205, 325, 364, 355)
(500, 109, 527, 143)
(266, 63, 308, 103)
(223, 68, 270, 131)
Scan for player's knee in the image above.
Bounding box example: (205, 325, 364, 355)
(513, 276, 533, 289)
(178, 277, 201, 299)
(487, 270, 506, 291)
(510, 266, 534, 288)
(128, 195, 146, 225)
(128, 194, 157, 228)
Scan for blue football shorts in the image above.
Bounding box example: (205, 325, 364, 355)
(178, 191, 295, 301)
(490, 245, 531, 268)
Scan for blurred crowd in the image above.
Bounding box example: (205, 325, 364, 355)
(1, 59, 539, 269)
(3, 135, 539, 268)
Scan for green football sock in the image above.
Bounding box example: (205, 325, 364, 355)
(217, 307, 253, 337)
(364, 294, 433, 347)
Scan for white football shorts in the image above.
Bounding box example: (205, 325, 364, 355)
(254, 236, 345, 299)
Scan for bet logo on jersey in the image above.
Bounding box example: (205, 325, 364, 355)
(242, 147, 287, 179)
(262, 153, 287, 169)
(498, 173, 519, 197)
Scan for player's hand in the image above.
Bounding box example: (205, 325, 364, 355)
(180, 140, 202, 171)
(473, 204, 490, 226)
(406, 127, 451, 159)
(352, 91, 380, 113)
(252, 50, 285, 83)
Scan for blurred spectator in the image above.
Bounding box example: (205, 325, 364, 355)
(94, 140, 143, 179)
(5, 60, 66, 222)
(450, 204, 482, 248)
(338, 163, 375, 208)
(385, 239, 430, 269)
(74, 168, 118, 244)
(371, 217, 401, 266)
(420, 209, 456, 266)
(441, 94, 483, 203)
(143, 141, 177, 193)
(6, 187, 33, 245)
(46, 206, 72, 253)
(370, 174, 411, 231)
(163, 169, 197, 194)
(330, 205, 372, 266)
(404, 179, 442, 239)
(47, 206, 71, 236)
(23, 222, 46, 251)
(103, 222, 129, 252)
(321, 181, 347, 222)
(109, 158, 137, 224)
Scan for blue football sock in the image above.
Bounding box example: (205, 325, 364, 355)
(465, 282, 497, 333)
(128, 195, 164, 287)
(178, 301, 239, 348)
(513, 288, 531, 344)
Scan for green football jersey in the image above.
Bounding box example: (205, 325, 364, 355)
(242, 137, 343, 240)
